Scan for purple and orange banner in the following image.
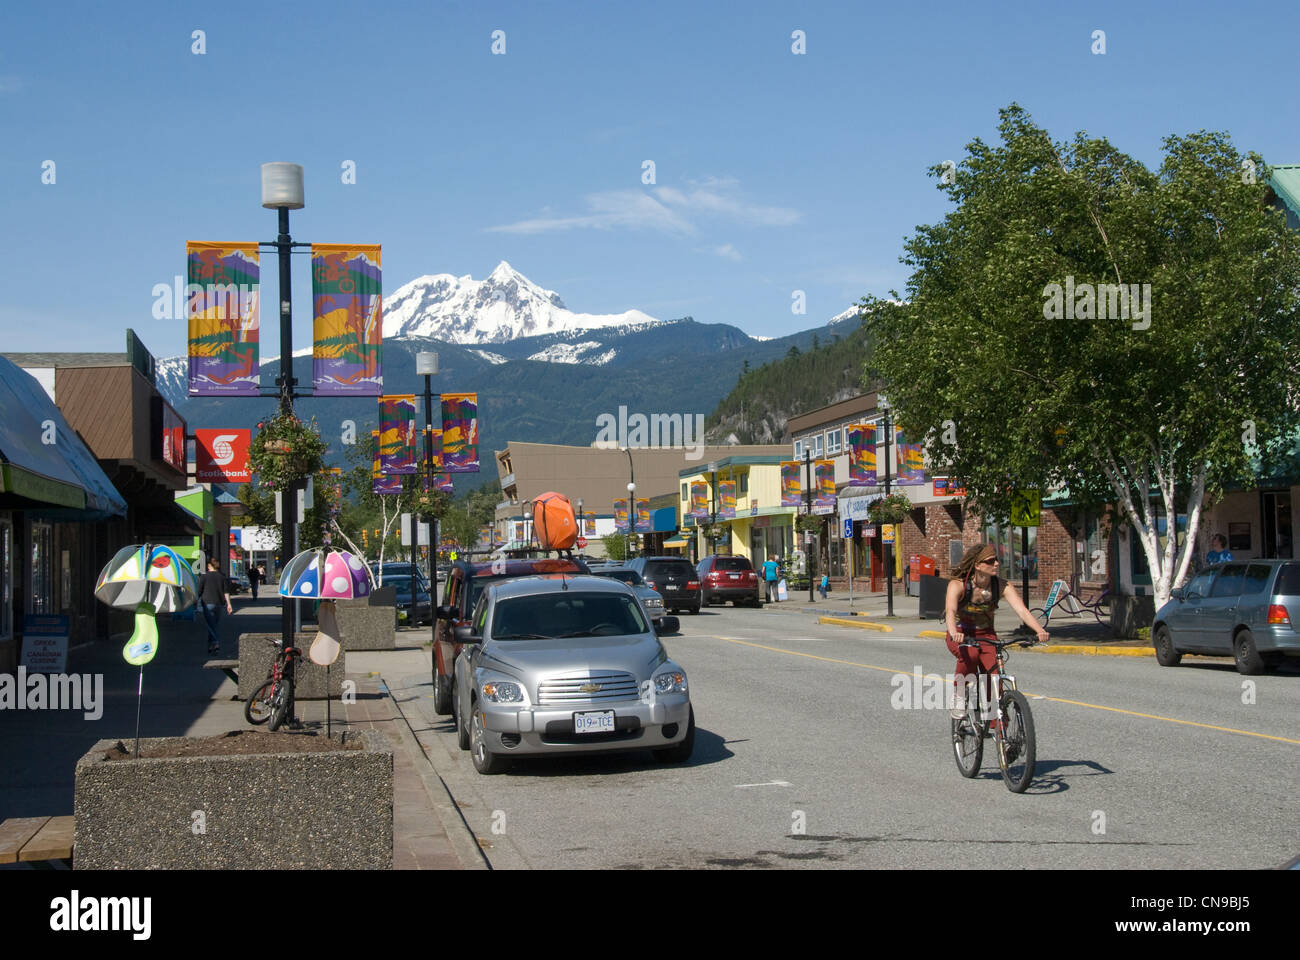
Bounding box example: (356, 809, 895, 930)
(420, 425, 452, 491)
(187, 242, 259, 396)
(379, 395, 417, 474)
(780, 461, 802, 507)
(689, 481, 709, 519)
(718, 481, 736, 519)
(896, 430, 925, 485)
(442, 393, 479, 473)
(584, 517, 597, 536)
(636, 498, 650, 531)
(847, 423, 877, 487)
(372, 431, 402, 494)
(614, 499, 629, 533)
(815, 460, 836, 508)
(311, 244, 382, 396)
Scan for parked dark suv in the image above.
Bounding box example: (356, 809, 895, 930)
(698, 554, 762, 607)
(432, 555, 589, 714)
(1153, 559, 1300, 674)
(624, 556, 701, 615)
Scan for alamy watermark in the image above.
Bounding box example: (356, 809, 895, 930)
(151, 275, 258, 321)
(1042, 276, 1151, 330)
(0, 668, 103, 720)
(594, 406, 706, 461)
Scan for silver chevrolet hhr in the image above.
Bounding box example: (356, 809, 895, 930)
(452, 575, 694, 774)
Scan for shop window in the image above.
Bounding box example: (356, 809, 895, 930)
(982, 520, 1037, 581)
(1130, 503, 1187, 585)
(0, 519, 11, 641)
(30, 523, 54, 615)
(739, 472, 748, 496)
(681, 482, 688, 502)
(1074, 512, 1108, 584)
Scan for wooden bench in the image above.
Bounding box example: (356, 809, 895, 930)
(204, 658, 239, 685)
(0, 816, 74, 867)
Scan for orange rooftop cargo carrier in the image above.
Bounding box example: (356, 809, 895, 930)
(532, 491, 577, 550)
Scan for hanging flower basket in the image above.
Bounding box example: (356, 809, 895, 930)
(868, 493, 914, 526)
(250, 412, 328, 491)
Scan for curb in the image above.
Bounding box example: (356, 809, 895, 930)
(818, 616, 893, 632)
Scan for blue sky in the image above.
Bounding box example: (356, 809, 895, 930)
(2, 0, 1297, 356)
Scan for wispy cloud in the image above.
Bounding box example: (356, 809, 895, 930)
(487, 178, 800, 236)
(709, 243, 743, 262)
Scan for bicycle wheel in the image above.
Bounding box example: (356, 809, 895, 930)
(268, 679, 292, 731)
(997, 691, 1036, 793)
(245, 680, 275, 725)
(951, 677, 983, 778)
(1028, 607, 1049, 627)
(1092, 596, 1111, 624)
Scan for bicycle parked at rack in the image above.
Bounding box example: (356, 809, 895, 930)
(1030, 580, 1110, 625)
(950, 626, 1041, 793)
(245, 638, 302, 731)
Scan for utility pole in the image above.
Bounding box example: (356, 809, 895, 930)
(804, 448, 814, 603)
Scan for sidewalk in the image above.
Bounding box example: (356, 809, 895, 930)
(0, 596, 478, 869)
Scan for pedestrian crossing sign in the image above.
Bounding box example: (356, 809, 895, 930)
(1009, 488, 1041, 527)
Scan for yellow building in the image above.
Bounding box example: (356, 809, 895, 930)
(678, 455, 796, 563)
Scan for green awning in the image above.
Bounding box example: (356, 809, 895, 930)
(662, 534, 691, 547)
(0, 462, 84, 509)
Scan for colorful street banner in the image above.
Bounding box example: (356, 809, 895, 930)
(689, 481, 710, 519)
(614, 499, 629, 533)
(311, 244, 382, 396)
(780, 461, 802, 507)
(584, 517, 597, 536)
(371, 431, 402, 494)
(419, 426, 452, 492)
(514, 522, 525, 542)
(187, 242, 260, 396)
(442, 393, 479, 473)
(718, 481, 736, 519)
(815, 460, 836, 508)
(896, 430, 926, 485)
(636, 498, 650, 531)
(195, 429, 251, 483)
(378, 396, 418, 474)
(847, 423, 877, 487)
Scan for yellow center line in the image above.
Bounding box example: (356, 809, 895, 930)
(710, 636, 1300, 747)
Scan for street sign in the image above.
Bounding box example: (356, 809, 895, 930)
(576, 536, 587, 549)
(1009, 488, 1041, 527)
(843, 518, 853, 540)
(863, 525, 876, 538)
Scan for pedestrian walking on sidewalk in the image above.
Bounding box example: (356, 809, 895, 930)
(249, 562, 263, 600)
(763, 554, 780, 603)
(818, 573, 829, 599)
(197, 559, 233, 655)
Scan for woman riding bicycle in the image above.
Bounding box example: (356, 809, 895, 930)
(945, 543, 1048, 718)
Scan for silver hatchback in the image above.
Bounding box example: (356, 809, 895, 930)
(452, 575, 693, 774)
(1153, 560, 1300, 674)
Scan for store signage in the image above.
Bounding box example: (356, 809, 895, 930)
(932, 478, 966, 497)
(20, 614, 69, 673)
(195, 429, 252, 483)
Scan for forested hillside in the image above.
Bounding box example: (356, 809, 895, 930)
(704, 309, 875, 444)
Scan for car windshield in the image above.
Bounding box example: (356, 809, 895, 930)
(593, 569, 644, 586)
(491, 592, 649, 639)
(711, 557, 751, 571)
(643, 561, 693, 580)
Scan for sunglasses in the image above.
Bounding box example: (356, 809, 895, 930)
(979, 557, 999, 565)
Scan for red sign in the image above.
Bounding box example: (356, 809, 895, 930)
(196, 429, 252, 483)
(576, 537, 588, 549)
(161, 403, 185, 471)
(933, 478, 966, 497)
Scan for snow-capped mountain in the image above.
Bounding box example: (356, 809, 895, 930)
(382, 261, 661, 344)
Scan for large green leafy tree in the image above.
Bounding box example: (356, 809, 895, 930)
(865, 105, 1300, 607)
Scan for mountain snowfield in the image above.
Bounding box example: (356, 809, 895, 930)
(383, 260, 661, 344)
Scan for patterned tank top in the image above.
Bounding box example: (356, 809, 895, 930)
(955, 573, 1001, 633)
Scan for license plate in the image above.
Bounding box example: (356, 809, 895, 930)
(574, 711, 615, 734)
(664, 584, 679, 590)
(728, 574, 739, 580)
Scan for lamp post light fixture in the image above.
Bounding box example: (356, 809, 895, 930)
(621, 446, 636, 559)
(417, 351, 439, 644)
(879, 392, 895, 618)
(261, 162, 307, 709)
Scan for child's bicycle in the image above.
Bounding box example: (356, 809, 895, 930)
(244, 638, 302, 731)
(950, 626, 1041, 793)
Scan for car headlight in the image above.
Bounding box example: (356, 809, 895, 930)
(481, 680, 524, 703)
(653, 670, 687, 694)
(645, 595, 664, 607)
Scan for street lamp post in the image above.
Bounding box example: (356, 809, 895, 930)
(803, 449, 814, 603)
(880, 394, 895, 618)
(622, 447, 636, 559)
(262, 162, 305, 718)
(417, 351, 438, 647)
(708, 461, 719, 558)
(576, 498, 583, 555)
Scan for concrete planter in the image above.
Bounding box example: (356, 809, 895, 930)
(73, 729, 392, 869)
(1111, 595, 1157, 638)
(238, 632, 343, 701)
(334, 596, 397, 651)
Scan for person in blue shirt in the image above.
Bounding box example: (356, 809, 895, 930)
(1206, 534, 1232, 565)
(762, 555, 780, 603)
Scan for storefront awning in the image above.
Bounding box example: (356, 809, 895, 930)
(662, 533, 691, 547)
(0, 355, 126, 517)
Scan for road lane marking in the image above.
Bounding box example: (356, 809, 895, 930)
(735, 781, 791, 788)
(712, 635, 1300, 747)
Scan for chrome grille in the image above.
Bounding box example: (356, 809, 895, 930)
(537, 671, 640, 705)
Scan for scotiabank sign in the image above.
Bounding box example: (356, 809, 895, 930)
(196, 429, 251, 483)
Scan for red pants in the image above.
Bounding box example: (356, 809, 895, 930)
(946, 630, 999, 675)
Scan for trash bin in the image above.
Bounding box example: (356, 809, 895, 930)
(918, 573, 947, 620)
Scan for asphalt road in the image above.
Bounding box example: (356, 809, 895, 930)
(397, 604, 1300, 869)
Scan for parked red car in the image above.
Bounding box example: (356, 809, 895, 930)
(431, 555, 588, 714)
(697, 554, 762, 607)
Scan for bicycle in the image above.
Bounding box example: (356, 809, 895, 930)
(244, 638, 302, 731)
(1030, 580, 1110, 626)
(950, 627, 1040, 793)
